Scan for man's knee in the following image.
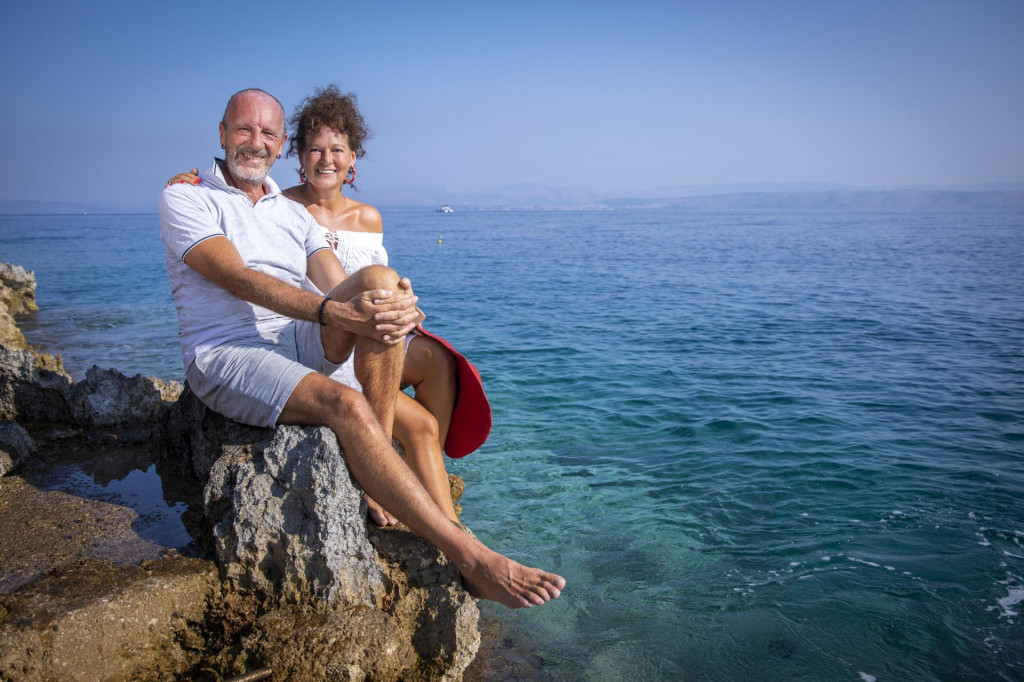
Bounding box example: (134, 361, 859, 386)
(319, 381, 378, 431)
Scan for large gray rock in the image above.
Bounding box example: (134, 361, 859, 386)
(68, 366, 182, 428)
(204, 423, 387, 608)
(0, 420, 35, 483)
(0, 345, 72, 423)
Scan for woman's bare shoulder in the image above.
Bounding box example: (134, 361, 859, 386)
(348, 199, 383, 233)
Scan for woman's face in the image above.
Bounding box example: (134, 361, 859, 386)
(301, 126, 356, 191)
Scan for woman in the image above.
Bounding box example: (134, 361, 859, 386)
(284, 85, 483, 526)
(169, 86, 489, 526)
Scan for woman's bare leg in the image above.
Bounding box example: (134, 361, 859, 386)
(393, 391, 459, 522)
(403, 335, 458, 450)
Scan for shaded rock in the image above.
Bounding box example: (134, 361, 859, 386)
(0, 344, 72, 423)
(0, 263, 37, 318)
(0, 555, 219, 682)
(68, 365, 183, 428)
(0, 420, 35, 484)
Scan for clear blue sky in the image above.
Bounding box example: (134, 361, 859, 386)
(2, 0, 1023, 209)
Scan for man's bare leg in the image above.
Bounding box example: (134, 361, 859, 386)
(278, 372, 566, 608)
(320, 264, 407, 526)
(393, 392, 459, 522)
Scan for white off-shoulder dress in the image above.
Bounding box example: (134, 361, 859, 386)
(322, 230, 390, 391)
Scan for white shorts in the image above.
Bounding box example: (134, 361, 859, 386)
(186, 320, 345, 428)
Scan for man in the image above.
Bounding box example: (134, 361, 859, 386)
(159, 88, 564, 609)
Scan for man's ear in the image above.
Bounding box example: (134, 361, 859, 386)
(219, 121, 227, 150)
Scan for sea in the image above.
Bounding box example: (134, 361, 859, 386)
(1, 207, 1022, 681)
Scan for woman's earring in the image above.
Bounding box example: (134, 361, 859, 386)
(345, 166, 357, 185)
(298, 167, 308, 184)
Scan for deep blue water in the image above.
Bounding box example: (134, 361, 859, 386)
(2, 208, 1023, 681)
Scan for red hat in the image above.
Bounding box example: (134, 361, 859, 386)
(414, 325, 492, 458)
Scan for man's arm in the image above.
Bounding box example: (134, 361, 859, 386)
(184, 238, 419, 343)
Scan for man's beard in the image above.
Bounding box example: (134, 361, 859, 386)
(226, 145, 273, 185)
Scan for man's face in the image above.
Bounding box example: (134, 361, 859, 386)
(219, 92, 286, 187)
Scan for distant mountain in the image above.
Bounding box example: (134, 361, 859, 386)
(363, 183, 1024, 211)
(5, 183, 1024, 214)
(606, 189, 1024, 211)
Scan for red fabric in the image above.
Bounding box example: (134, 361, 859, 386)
(414, 325, 492, 458)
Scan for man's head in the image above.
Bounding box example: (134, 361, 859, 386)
(219, 89, 287, 188)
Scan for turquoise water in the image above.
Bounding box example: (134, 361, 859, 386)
(2, 208, 1023, 680)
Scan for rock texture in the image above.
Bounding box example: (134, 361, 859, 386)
(0, 264, 36, 351)
(0, 555, 221, 682)
(69, 365, 183, 429)
(0, 420, 35, 486)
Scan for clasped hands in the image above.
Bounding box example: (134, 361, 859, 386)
(333, 277, 423, 346)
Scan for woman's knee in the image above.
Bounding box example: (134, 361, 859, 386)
(398, 399, 440, 441)
(355, 264, 400, 290)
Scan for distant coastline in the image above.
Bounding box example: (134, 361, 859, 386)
(3, 188, 1024, 214)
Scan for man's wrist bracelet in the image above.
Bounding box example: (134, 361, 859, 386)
(318, 296, 331, 326)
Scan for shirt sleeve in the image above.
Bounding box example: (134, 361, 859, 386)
(302, 211, 331, 258)
(159, 184, 224, 263)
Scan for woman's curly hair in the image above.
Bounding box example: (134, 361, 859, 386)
(287, 85, 371, 159)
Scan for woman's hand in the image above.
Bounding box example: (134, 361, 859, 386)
(166, 168, 200, 187)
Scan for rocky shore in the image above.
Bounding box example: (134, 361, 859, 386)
(0, 263, 483, 681)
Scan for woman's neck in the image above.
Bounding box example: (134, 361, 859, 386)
(302, 182, 347, 212)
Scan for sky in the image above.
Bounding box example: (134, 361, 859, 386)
(1, 0, 1023, 209)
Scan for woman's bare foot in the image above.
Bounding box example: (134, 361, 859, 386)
(457, 542, 565, 609)
(364, 493, 399, 526)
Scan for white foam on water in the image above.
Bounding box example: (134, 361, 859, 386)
(987, 585, 1024, 620)
(859, 672, 877, 682)
(848, 557, 880, 568)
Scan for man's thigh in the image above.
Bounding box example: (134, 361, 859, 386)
(187, 335, 316, 428)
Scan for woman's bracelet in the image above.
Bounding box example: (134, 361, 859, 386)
(318, 296, 331, 326)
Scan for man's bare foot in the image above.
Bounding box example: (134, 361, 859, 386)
(458, 542, 565, 609)
(364, 493, 398, 526)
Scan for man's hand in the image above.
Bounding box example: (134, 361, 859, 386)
(166, 168, 201, 187)
(331, 277, 419, 345)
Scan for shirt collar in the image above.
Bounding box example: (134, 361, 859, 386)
(204, 158, 282, 198)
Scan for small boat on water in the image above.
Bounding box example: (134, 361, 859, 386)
(436, 204, 454, 214)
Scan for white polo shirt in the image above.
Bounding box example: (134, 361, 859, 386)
(159, 160, 330, 368)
